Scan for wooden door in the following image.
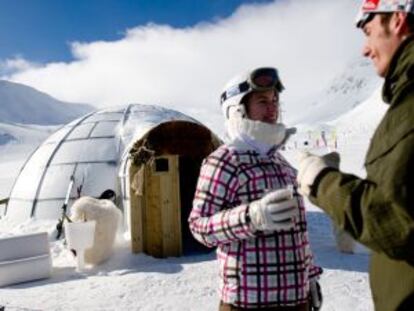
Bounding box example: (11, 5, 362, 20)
(143, 155, 182, 257)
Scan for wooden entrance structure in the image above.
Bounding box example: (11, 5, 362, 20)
(128, 121, 221, 258)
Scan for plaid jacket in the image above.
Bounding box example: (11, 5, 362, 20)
(189, 141, 322, 308)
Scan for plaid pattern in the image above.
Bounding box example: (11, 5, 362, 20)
(189, 143, 322, 308)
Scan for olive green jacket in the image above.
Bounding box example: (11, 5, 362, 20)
(310, 37, 414, 310)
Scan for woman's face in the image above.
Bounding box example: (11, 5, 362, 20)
(245, 89, 279, 124)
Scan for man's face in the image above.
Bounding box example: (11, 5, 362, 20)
(245, 89, 279, 124)
(362, 13, 402, 77)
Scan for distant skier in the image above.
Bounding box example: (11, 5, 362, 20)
(189, 67, 322, 310)
(297, 1, 414, 310)
(320, 131, 327, 148)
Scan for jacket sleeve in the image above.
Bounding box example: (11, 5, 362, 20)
(310, 132, 414, 262)
(188, 149, 256, 247)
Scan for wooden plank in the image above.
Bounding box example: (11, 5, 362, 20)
(170, 155, 182, 256)
(160, 156, 182, 257)
(144, 163, 163, 258)
(129, 164, 144, 253)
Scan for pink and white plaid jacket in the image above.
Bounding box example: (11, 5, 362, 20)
(189, 142, 322, 308)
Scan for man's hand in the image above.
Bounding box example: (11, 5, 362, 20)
(249, 188, 299, 231)
(297, 151, 340, 196)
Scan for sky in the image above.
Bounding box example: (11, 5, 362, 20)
(0, 0, 273, 63)
(0, 0, 365, 132)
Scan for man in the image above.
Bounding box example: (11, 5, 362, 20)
(189, 67, 322, 310)
(297, 1, 414, 310)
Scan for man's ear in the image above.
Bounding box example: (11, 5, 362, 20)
(392, 12, 409, 36)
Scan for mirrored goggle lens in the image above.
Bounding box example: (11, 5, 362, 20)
(250, 68, 278, 89)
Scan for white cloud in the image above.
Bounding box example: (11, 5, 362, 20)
(2, 0, 364, 134)
(0, 57, 40, 76)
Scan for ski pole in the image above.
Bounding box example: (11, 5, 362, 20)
(56, 175, 75, 239)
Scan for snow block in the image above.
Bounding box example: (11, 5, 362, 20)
(0, 232, 52, 287)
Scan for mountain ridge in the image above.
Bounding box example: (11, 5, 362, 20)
(290, 57, 382, 126)
(0, 80, 94, 125)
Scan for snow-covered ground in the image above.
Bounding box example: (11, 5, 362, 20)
(0, 124, 376, 311)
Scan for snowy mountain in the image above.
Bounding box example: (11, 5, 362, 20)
(292, 85, 389, 145)
(332, 86, 388, 131)
(0, 80, 94, 125)
(0, 122, 57, 145)
(291, 57, 382, 126)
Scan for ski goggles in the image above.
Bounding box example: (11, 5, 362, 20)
(220, 67, 284, 104)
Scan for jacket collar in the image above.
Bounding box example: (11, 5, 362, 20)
(383, 35, 414, 106)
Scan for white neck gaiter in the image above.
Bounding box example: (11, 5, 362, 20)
(226, 116, 286, 154)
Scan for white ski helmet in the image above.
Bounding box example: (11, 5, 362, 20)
(356, 0, 414, 28)
(220, 67, 284, 120)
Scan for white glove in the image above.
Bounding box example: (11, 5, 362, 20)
(249, 188, 299, 231)
(297, 151, 340, 196)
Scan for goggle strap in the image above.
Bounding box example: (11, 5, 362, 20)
(220, 81, 250, 104)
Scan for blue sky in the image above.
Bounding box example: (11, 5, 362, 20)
(0, 0, 273, 63)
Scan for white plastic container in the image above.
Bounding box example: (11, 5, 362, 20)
(0, 232, 52, 287)
(64, 221, 96, 272)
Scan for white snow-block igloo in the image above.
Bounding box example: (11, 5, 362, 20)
(4, 104, 222, 258)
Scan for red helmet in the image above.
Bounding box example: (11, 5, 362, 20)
(355, 0, 414, 28)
